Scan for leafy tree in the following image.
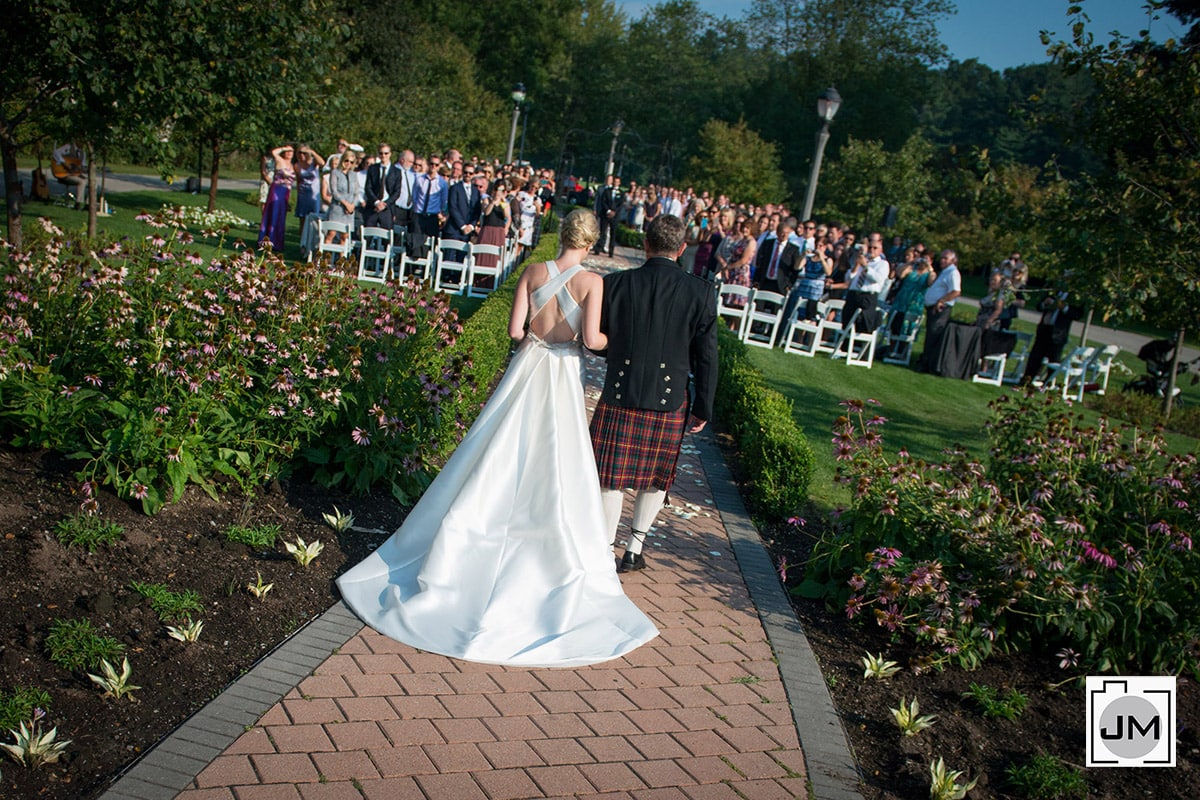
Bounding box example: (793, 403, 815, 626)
(1, 0, 199, 245)
(170, 0, 348, 213)
(815, 133, 940, 239)
(686, 118, 787, 205)
(1040, 3, 1200, 412)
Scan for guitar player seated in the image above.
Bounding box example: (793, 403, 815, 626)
(51, 143, 86, 209)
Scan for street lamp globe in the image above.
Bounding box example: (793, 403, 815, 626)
(511, 83, 527, 105)
(816, 87, 842, 124)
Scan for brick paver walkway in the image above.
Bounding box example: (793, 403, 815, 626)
(103, 247, 861, 800)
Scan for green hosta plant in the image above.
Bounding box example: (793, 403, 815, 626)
(2, 709, 70, 768)
(861, 652, 901, 680)
(166, 617, 204, 643)
(929, 756, 978, 800)
(322, 506, 355, 532)
(87, 657, 140, 700)
(285, 535, 323, 567)
(247, 571, 273, 600)
(891, 696, 937, 736)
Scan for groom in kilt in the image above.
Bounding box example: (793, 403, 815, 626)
(590, 213, 719, 572)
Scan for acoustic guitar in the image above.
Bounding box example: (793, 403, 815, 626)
(51, 154, 83, 179)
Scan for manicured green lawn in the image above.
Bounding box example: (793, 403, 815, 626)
(744, 343, 1199, 512)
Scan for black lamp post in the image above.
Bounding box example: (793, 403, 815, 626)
(604, 119, 624, 177)
(505, 83, 526, 164)
(800, 87, 842, 221)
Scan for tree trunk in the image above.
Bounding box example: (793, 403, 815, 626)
(2, 140, 23, 251)
(1162, 326, 1185, 419)
(207, 135, 221, 213)
(85, 142, 98, 238)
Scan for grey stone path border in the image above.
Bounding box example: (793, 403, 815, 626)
(695, 433, 864, 800)
(102, 434, 865, 800)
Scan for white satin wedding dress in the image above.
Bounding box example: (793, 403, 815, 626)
(337, 261, 659, 667)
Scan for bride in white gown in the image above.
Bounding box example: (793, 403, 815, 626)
(337, 209, 659, 667)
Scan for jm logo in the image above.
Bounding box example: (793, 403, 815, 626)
(1086, 676, 1176, 767)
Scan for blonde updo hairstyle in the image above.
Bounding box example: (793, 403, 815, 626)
(559, 208, 600, 251)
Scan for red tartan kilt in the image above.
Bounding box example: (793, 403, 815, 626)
(590, 401, 688, 491)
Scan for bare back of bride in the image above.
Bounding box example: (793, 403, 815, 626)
(337, 209, 658, 667)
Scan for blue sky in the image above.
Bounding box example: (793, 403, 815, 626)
(618, 1, 1184, 71)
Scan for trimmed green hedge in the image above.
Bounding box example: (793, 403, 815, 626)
(714, 327, 814, 519)
(615, 224, 645, 249)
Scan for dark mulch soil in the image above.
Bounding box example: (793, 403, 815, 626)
(2, 435, 1197, 800)
(0, 446, 403, 800)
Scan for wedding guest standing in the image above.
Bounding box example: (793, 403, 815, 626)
(258, 144, 295, 252)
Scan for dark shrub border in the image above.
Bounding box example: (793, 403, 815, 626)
(714, 327, 814, 519)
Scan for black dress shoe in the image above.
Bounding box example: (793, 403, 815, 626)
(617, 552, 646, 573)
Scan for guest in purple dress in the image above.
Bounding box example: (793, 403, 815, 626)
(258, 145, 296, 252)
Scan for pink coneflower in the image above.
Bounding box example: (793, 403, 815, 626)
(132, 483, 149, 500)
(1056, 516, 1087, 536)
(1079, 540, 1117, 569)
(1057, 647, 1079, 669)
(351, 428, 371, 446)
(870, 546, 902, 569)
(845, 595, 865, 619)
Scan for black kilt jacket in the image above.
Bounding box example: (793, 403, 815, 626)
(596, 257, 719, 422)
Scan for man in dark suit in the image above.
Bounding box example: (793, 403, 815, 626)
(590, 214, 719, 573)
(441, 167, 483, 280)
(363, 143, 402, 229)
(755, 216, 801, 294)
(1022, 288, 1082, 384)
(592, 175, 621, 257)
(753, 217, 803, 345)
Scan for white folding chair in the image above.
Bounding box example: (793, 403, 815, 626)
(716, 285, 753, 339)
(434, 240, 470, 294)
(1002, 331, 1033, 384)
(742, 289, 787, 348)
(845, 324, 879, 368)
(782, 301, 827, 356)
(973, 353, 1007, 386)
(467, 243, 504, 298)
(1040, 346, 1095, 398)
(312, 220, 354, 267)
(881, 312, 923, 366)
(1083, 344, 1121, 396)
(400, 250, 434, 286)
(357, 226, 393, 284)
(820, 309, 859, 357)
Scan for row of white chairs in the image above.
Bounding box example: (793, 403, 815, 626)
(717, 287, 904, 369)
(1028, 344, 1120, 400)
(310, 220, 518, 297)
(717, 284, 1123, 387)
